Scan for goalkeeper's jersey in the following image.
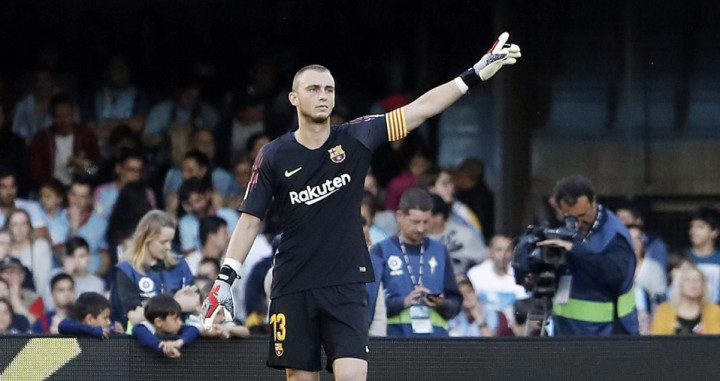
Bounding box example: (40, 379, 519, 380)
(240, 110, 408, 298)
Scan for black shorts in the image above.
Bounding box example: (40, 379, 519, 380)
(266, 282, 369, 372)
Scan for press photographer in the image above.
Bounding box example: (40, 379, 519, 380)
(515, 175, 638, 336)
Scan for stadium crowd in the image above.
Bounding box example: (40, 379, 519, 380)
(1, 56, 719, 349)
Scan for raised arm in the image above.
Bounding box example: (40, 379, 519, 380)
(404, 32, 521, 132)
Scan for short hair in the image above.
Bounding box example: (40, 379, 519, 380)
(183, 149, 211, 170)
(144, 294, 182, 322)
(199, 216, 227, 247)
(65, 236, 89, 257)
(49, 93, 75, 115)
(457, 158, 485, 182)
(292, 64, 330, 91)
(614, 201, 643, 220)
(0, 162, 15, 181)
(430, 194, 450, 219)
(398, 187, 433, 214)
(70, 292, 111, 321)
(179, 176, 213, 203)
(417, 167, 443, 190)
(552, 175, 596, 207)
(116, 148, 145, 166)
(199, 257, 221, 274)
(70, 177, 94, 193)
(691, 207, 720, 232)
(50, 272, 74, 291)
(361, 191, 380, 218)
(40, 178, 67, 200)
(245, 132, 270, 155)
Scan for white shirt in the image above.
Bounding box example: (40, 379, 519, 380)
(53, 134, 74, 185)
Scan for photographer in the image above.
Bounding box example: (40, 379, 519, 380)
(536, 175, 638, 336)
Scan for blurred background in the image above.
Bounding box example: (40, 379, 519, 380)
(0, 0, 718, 251)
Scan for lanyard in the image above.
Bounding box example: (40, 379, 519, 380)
(399, 236, 424, 287)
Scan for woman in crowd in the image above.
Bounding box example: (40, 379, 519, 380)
(109, 210, 193, 328)
(650, 262, 720, 335)
(4, 209, 52, 295)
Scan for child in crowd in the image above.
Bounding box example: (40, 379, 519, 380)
(132, 294, 200, 358)
(58, 292, 113, 338)
(39, 178, 68, 251)
(61, 237, 105, 295)
(174, 285, 249, 339)
(687, 208, 720, 304)
(0, 298, 22, 334)
(33, 272, 75, 333)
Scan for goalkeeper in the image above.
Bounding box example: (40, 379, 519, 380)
(202, 32, 521, 381)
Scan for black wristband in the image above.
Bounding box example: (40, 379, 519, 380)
(459, 68, 482, 89)
(218, 265, 241, 285)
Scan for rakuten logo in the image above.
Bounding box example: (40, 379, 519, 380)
(289, 173, 351, 205)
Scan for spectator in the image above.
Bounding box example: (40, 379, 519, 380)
(0, 297, 23, 335)
(427, 194, 487, 274)
(245, 132, 270, 163)
(94, 125, 143, 185)
(465, 234, 527, 333)
(93, 149, 155, 219)
(39, 178, 68, 249)
(105, 181, 154, 273)
(0, 257, 45, 325)
(448, 278, 494, 337)
(383, 151, 430, 211)
(371, 188, 462, 336)
(197, 258, 220, 281)
(163, 150, 240, 216)
(629, 225, 667, 335)
(615, 202, 669, 273)
(12, 67, 56, 142)
(214, 87, 266, 169)
(650, 263, 720, 335)
(364, 173, 398, 236)
(59, 179, 109, 276)
(177, 177, 239, 254)
(0, 100, 31, 197)
(89, 56, 148, 145)
(185, 216, 230, 275)
(0, 167, 50, 239)
(454, 158, 495, 242)
(143, 81, 219, 146)
(58, 292, 113, 339)
(110, 210, 193, 328)
(5, 209, 53, 297)
(29, 93, 100, 187)
(132, 294, 200, 358)
(686, 207, 720, 304)
(0, 278, 30, 334)
(226, 156, 253, 210)
(32, 273, 75, 333)
(59, 237, 105, 297)
(420, 167, 482, 237)
(527, 175, 638, 336)
(361, 191, 389, 245)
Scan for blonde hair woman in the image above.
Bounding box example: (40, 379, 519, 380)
(110, 210, 193, 328)
(650, 262, 720, 335)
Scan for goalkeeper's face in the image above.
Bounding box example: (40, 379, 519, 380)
(289, 69, 335, 124)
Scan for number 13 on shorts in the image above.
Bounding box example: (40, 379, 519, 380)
(270, 313, 287, 341)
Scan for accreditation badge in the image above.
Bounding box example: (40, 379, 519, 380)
(409, 305, 433, 334)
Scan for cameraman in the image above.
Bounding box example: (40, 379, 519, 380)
(537, 175, 638, 336)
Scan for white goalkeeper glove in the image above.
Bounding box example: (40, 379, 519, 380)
(201, 265, 238, 331)
(456, 32, 522, 93)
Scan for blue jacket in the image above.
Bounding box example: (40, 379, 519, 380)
(370, 236, 461, 337)
(366, 249, 385, 324)
(554, 205, 639, 336)
(110, 259, 194, 326)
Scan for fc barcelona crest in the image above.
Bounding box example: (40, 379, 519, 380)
(275, 343, 284, 357)
(328, 145, 346, 163)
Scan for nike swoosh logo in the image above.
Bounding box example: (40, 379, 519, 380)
(284, 167, 302, 177)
